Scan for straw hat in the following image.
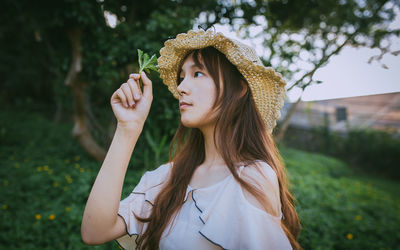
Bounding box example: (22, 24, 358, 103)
(157, 28, 287, 133)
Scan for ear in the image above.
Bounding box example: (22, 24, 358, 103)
(239, 79, 248, 98)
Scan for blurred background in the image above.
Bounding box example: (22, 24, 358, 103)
(0, 0, 399, 249)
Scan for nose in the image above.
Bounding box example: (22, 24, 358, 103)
(177, 78, 190, 96)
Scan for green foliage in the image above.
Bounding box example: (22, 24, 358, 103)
(137, 49, 158, 88)
(0, 110, 121, 249)
(1, 108, 399, 249)
(137, 49, 158, 75)
(0, 0, 221, 144)
(340, 128, 400, 178)
(280, 145, 400, 249)
(311, 126, 400, 179)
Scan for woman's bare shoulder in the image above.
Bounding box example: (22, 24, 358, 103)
(240, 160, 281, 216)
(241, 160, 278, 185)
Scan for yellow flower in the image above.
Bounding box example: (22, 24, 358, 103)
(43, 165, 49, 171)
(65, 206, 71, 213)
(37, 166, 42, 172)
(355, 215, 362, 221)
(74, 163, 80, 169)
(346, 233, 353, 240)
(74, 155, 80, 161)
(65, 175, 72, 184)
(3, 180, 9, 187)
(35, 214, 41, 220)
(80, 168, 85, 173)
(49, 214, 56, 220)
(53, 181, 59, 188)
(2, 204, 7, 210)
(14, 163, 20, 168)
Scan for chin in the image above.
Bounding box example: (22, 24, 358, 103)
(180, 114, 215, 129)
(180, 113, 203, 127)
(180, 118, 200, 128)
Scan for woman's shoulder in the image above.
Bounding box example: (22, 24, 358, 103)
(241, 160, 278, 184)
(134, 162, 173, 192)
(145, 162, 173, 178)
(239, 159, 281, 217)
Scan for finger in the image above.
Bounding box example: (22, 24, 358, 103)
(114, 89, 128, 107)
(129, 73, 140, 80)
(110, 90, 119, 103)
(127, 78, 142, 101)
(140, 71, 153, 100)
(129, 73, 141, 91)
(120, 83, 135, 108)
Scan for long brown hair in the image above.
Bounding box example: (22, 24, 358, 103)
(134, 46, 302, 249)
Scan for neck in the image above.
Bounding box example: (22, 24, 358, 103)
(199, 124, 225, 170)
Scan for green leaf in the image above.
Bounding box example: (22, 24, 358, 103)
(137, 50, 158, 73)
(137, 49, 159, 87)
(143, 53, 149, 66)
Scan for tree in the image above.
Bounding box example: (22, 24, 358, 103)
(2, 0, 398, 161)
(1, 0, 233, 162)
(200, 0, 400, 142)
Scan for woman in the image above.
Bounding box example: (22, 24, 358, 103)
(81, 29, 302, 250)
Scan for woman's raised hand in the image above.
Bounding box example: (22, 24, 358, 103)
(110, 71, 153, 130)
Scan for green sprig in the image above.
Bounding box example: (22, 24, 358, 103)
(137, 49, 158, 88)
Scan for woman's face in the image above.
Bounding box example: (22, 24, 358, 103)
(177, 53, 220, 129)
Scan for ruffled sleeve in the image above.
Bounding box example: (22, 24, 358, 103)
(193, 160, 292, 250)
(115, 163, 172, 249)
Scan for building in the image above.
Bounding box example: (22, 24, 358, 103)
(279, 92, 400, 135)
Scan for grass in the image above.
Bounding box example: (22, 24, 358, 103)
(280, 145, 400, 249)
(0, 106, 399, 249)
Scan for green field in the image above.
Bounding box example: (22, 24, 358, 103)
(1, 108, 399, 249)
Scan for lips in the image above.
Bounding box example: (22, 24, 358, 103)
(179, 101, 192, 109)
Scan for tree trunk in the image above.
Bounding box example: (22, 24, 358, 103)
(65, 27, 106, 162)
(275, 95, 303, 144)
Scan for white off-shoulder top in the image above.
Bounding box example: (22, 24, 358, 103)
(116, 161, 292, 250)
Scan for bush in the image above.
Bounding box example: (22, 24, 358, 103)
(283, 125, 400, 180)
(0, 108, 143, 249)
(280, 145, 400, 249)
(339, 128, 400, 178)
(1, 108, 399, 249)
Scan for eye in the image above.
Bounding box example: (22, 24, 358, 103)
(178, 71, 204, 84)
(194, 71, 204, 77)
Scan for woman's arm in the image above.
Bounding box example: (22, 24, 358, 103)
(81, 125, 142, 245)
(81, 71, 153, 245)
